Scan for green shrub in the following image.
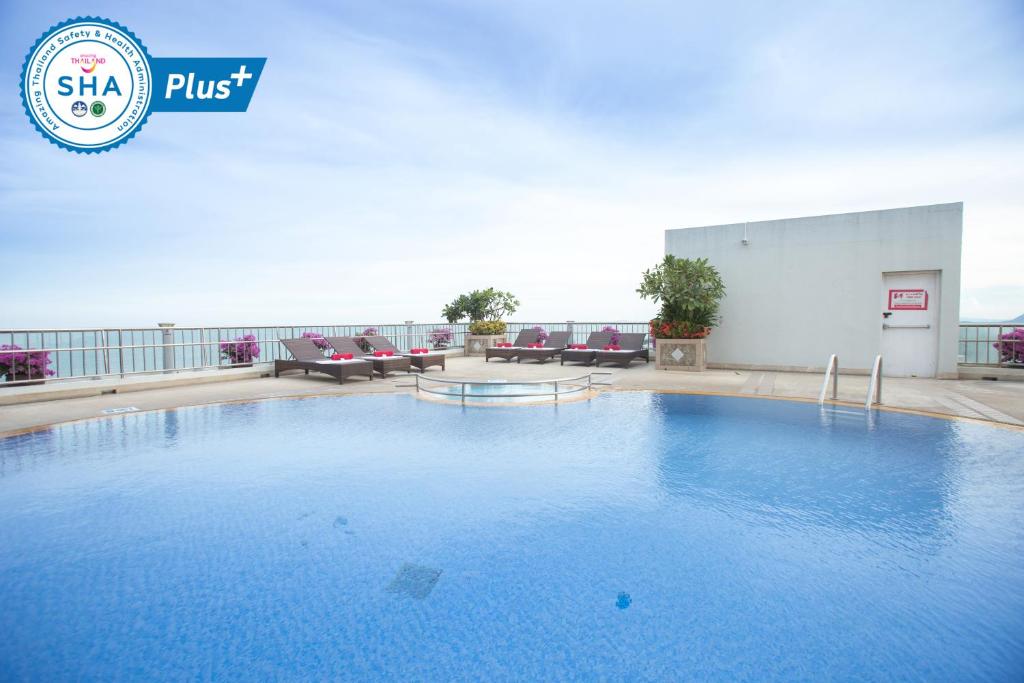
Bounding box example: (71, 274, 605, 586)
(442, 288, 519, 323)
(638, 256, 725, 337)
(468, 320, 507, 335)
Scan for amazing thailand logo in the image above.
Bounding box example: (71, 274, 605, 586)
(20, 17, 266, 153)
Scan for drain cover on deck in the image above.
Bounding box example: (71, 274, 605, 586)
(386, 563, 442, 599)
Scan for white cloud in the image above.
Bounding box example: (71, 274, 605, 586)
(1, 0, 1022, 325)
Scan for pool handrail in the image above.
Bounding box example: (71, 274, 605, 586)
(412, 372, 609, 403)
(865, 355, 883, 410)
(818, 354, 838, 405)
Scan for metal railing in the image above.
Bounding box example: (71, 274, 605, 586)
(0, 321, 647, 387)
(411, 372, 610, 404)
(865, 355, 883, 410)
(959, 323, 1024, 367)
(818, 354, 838, 405)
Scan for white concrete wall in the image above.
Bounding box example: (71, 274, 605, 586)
(664, 203, 963, 377)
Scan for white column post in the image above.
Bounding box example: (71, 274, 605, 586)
(158, 322, 175, 373)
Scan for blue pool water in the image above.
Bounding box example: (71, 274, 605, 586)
(1, 393, 1023, 680)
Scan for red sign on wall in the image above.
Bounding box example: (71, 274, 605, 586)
(888, 289, 928, 310)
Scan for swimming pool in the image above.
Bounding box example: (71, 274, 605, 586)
(2, 392, 1022, 680)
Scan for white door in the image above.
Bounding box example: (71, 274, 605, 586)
(880, 271, 940, 378)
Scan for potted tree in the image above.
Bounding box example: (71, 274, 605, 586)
(428, 327, 453, 350)
(301, 331, 330, 351)
(0, 344, 55, 385)
(637, 255, 725, 371)
(442, 288, 520, 356)
(219, 334, 261, 367)
(600, 325, 621, 345)
(993, 328, 1024, 365)
(354, 327, 378, 353)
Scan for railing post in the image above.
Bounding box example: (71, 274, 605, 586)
(100, 330, 110, 375)
(405, 320, 414, 351)
(554, 380, 559, 401)
(567, 320, 574, 343)
(118, 328, 125, 378)
(158, 322, 175, 374)
(461, 382, 466, 405)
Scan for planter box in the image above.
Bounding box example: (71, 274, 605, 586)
(464, 334, 506, 356)
(655, 338, 707, 372)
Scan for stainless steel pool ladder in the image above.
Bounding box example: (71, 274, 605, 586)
(865, 355, 883, 410)
(818, 354, 839, 405)
(819, 354, 883, 409)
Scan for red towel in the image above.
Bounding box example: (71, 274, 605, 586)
(331, 353, 353, 360)
(603, 344, 621, 351)
(569, 344, 588, 350)
(410, 348, 429, 354)
(527, 343, 543, 348)
(373, 350, 394, 357)
(496, 342, 513, 348)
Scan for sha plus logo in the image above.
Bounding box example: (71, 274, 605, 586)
(20, 17, 266, 154)
(21, 18, 152, 153)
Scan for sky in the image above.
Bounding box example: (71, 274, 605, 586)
(1, 0, 1022, 326)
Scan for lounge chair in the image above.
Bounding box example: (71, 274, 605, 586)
(594, 333, 650, 367)
(325, 336, 412, 376)
(275, 338, 374, 384)
(485, 329, 542, 362)
(363, 335, 446, 372)
(560, 331, 614, 366)
(516, 331, 572, 364)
